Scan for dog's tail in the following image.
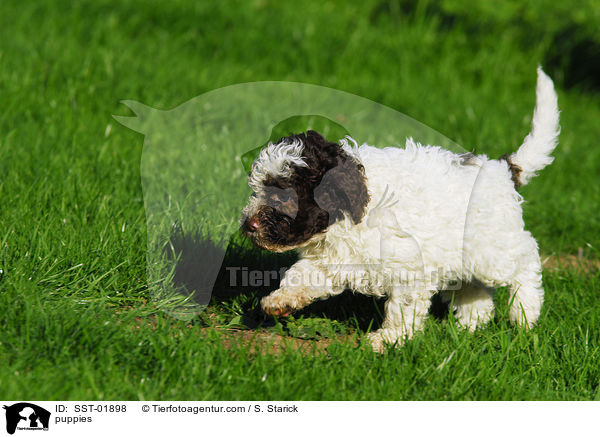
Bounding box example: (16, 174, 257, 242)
(504, 67, 560, 188)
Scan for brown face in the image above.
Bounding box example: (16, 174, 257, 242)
(242, 181, 330, 252)
(263, 186, 299, 219)
(241, 131, 370, 252)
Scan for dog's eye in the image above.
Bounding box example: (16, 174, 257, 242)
(266, 188, 295, 204)
(264, 188, 298, 218)
(267, 194, 284, 205)
(275, 192, 290, 202)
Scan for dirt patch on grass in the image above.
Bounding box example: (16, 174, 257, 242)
(203, 327, 358, 355)
(124, 310, 357, 355)
(542, 253, 600, 273)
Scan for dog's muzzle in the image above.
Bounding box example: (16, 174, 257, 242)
(242, 217, 260, 234)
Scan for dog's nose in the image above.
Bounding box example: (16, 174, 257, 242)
(243, 218, 259, 233)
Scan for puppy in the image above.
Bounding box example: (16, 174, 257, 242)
(241, 68, 559, 351)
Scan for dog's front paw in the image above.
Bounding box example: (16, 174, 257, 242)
(261, 291, 308, 317)
(366, 329, 406, 353)
(367, 331, 386, 353)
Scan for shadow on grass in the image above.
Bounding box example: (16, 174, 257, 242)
(166, 229, 450, 333)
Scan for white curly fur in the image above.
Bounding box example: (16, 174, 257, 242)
(258, 69, 560, 351)
(248, 137, 307, 191)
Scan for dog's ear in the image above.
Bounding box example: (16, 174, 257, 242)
(314, 156, 369, 224)
(290, 130, 369, 224)
(303, 133, 369, 225)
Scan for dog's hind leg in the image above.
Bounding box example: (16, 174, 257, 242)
(505, 235, 544, 328)
(476, 230, 544, 328)
(443, 282, 495, 331)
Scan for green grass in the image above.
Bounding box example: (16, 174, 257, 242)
(1, 0, 600, 400)
(3, 272, 600, 400)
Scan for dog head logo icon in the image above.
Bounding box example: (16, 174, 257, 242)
(3, 403, 50, 435)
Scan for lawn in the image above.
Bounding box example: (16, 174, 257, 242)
(1, 0, 599, 400)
